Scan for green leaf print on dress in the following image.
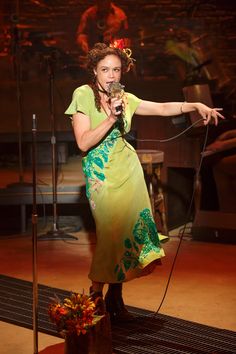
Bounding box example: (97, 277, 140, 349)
(115, 208, 161, 281)
(82, 129, 120, 204)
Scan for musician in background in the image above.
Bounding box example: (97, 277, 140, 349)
(76, 0, 130, 55)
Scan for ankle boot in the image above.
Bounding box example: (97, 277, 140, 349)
(104, 283, 133, 322)
(89, 286, 106, 315)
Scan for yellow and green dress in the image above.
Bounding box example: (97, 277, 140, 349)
(65, 84, 165, 283)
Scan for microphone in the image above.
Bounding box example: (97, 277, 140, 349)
(107, 82, 125, 121)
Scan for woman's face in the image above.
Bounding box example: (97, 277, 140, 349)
(94, 54, 122, 92)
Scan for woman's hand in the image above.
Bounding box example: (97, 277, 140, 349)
(195, 102, 225, 126)
(108, 97, 123, 118)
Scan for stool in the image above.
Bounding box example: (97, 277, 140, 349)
(136, 149, 168, 236)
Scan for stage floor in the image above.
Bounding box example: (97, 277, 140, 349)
(0, 228, 236, 354)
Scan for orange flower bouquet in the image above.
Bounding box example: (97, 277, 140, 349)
(48, 292, 104, 337)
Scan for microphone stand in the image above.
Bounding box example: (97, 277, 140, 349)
(31, 114, 38, 354)
(6, 5, 35, 235)
(14, 21, 24, 184)
(7, 9, 30, 187)
(38, 54, 77, 240)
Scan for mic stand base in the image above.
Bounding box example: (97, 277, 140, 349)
(38, 227, 78, 241)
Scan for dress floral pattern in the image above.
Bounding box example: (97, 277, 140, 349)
(65, 85, 165, 283)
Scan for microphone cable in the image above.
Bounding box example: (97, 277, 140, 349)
(126, 125, 210, 337)
(126, 117, 206, 143)
(150, 124, 209, 318)
(107, 117, 206, 144)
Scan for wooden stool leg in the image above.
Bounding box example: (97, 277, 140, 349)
(146, 162, 155, 216)
(156, 186, 168, 236)
(136, 150, 167, 235)
(154, 166, 168, 236)
(149, 180, 155, 216)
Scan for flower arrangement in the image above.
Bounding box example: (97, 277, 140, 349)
(48, 292, 104, 337)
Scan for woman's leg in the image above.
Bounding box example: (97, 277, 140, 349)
(105, 283, 133, 322)
(90, 281, 105, 315)
(90, 281, 104, 293)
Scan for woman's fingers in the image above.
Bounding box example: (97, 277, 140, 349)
(109, 97, 123, 115)
(202, 107, 225, 126)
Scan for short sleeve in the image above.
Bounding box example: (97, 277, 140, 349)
(65, 85, 93, 116)
(127, 93, 142, 115)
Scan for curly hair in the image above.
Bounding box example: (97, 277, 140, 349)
(86, 43, 132, 113)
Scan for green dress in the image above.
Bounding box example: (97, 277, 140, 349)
(65, 84, 165, 283)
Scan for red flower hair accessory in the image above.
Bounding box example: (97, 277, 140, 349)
(110, 38, 135, 71)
